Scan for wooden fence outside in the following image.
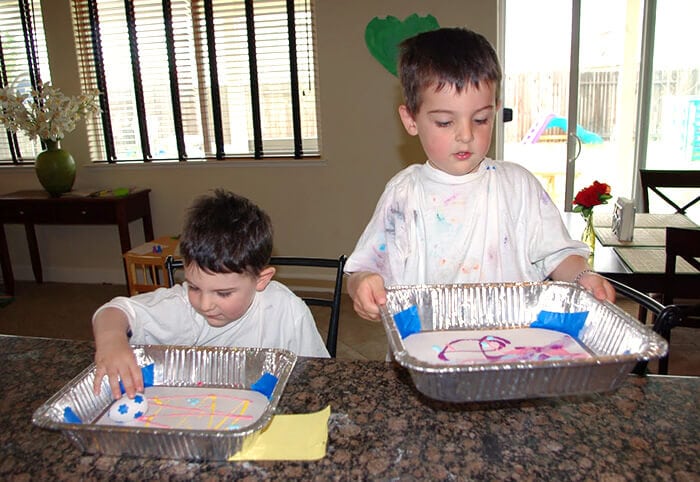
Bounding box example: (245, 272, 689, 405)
(504, 69, 700, 143)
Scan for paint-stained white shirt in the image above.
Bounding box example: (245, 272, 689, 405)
(93, 280, 329, 358)
(345, 159, 589, 285)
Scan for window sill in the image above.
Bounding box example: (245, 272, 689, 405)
(83, 157, 329, 171)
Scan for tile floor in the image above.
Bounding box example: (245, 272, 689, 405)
(0, 281, 697, 376)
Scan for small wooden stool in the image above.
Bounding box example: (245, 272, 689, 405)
(123, 236, 181, 295)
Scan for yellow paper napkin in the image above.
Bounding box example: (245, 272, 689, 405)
(228, 405, 330, 461)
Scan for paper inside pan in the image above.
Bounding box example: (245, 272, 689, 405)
(380, 281, 668, 402)
(32, 345, 296, 461)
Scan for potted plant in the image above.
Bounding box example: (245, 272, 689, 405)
(0, 82, 100, 196)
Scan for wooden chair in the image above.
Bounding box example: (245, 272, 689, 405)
(165, 254, 348, 357)
(123, 236, 180, 295)
(658, 227, 700, 374)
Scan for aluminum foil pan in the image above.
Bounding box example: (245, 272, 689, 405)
(32, 345, 296, 460)
(381, 281, 668, 402)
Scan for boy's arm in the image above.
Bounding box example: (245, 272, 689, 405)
(92, 307, 143, 399)
(549, 255, 616, 302)
(347, 271, 387, 322)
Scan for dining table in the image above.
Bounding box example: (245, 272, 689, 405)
(1, 335, 698, 480)
(560, 211, 700, 297)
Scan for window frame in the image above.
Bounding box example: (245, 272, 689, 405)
(72, 0, 320, 164)
(0, 0, 50, 166)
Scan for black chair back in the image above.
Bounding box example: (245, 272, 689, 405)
(663, 226, 700, 333)
(164, 254, 347, 357)
(639, 169, 700, 214)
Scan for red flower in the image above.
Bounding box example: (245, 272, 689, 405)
(573, 181, 612, 217)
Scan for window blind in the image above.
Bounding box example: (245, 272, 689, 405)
(0, 0, 50, 165)
(72, 0, 319, 163)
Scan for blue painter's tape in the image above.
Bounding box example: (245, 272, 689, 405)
(531, 310, 589, 338)
(119, 363, 155, 395)
(142, 363, 154, 387)
(63, 406, 82, 424)
(394, 305, 421, 339)
(251, 372, 278, 400)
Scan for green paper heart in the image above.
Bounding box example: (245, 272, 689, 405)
(365, 14, 440, 77)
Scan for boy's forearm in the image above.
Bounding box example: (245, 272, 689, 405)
(93, 307, 130, 345)
(346, 272, 363, 300)
(549, 255, 592, 282)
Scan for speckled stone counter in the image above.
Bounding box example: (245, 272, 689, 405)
(1, 335, 698, 480)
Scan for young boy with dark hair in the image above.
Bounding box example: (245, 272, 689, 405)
(93, 189, 328, 398)
(345, 28, 615, 321)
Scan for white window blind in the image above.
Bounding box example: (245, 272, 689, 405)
(0, 0, 51, 164)
(72, 0, 319, 163)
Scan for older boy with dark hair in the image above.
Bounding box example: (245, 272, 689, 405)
(346, 28, 614, 321)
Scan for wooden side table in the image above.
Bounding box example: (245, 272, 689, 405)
(0, 188, 154, 295)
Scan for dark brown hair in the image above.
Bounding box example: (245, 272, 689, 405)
(399, 27, 502, 115)
(179, 189, 273, 275)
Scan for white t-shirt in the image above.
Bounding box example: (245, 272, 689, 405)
(345, 159, 589, 285)
(93, 280, 329, 358)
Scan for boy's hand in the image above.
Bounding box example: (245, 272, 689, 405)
(347, 271, 387, 321)
(92, 307, 143, 398)
(93, 335, 143, 399)
(578, 271, 616, 303)
(552, 256, 616, 303)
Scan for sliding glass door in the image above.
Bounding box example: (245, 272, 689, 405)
(502, 0, 572, 209)
(502, 0, 699, 213)
(643, 0, 700, 218)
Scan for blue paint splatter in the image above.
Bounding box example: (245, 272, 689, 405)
(378, 243, 386, 252)
(436, 212, 445, 222)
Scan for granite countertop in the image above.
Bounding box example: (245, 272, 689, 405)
(1, 335, 698, 480)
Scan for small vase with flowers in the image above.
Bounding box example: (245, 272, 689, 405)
(573, 180, 612, 263)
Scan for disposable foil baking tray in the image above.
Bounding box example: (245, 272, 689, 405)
(380, 282, 668, 402)
(32, 345, 297, 461)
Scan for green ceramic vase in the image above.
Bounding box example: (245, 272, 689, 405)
(35, 139, 76, 197)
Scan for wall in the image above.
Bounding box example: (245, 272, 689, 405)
(0, 0, 496, 285)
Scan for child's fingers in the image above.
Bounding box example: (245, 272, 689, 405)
(352, 298, 375, 321)
(107, 369, 123, 399)
(119, 372, 139, 399)
(599, 280, 616, 303)
(357, 275, 387, 321)
(129, 362, 145, 394)
(93, 366, 106, 395)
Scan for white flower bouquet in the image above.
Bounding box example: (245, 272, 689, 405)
(0, 82, 100, 142)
